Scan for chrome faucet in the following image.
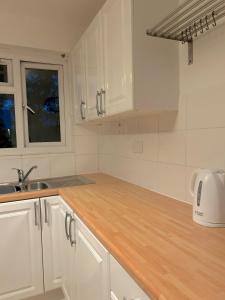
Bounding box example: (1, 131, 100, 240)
(12, 166, 38, 189)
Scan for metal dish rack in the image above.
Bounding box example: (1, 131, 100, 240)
(146, 0, 225, 65)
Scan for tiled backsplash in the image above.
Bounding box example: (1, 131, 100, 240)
(98, 24, 225, 204)
(0, 123, 99, 183)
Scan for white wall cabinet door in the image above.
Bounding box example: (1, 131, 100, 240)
(101, 0, 133, 116)
(72, 38, 87, 123)
(59, 199, 76, 300)
(0, 199, 43, 300)
(84, 12, 105, 120)
(75, 219, 109, 300)
(110, 255, 150, 300)
(41, 196, 62, 292)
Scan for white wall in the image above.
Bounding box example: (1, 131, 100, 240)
(0, 0, 106, 52)
(98, 23, 225, 204)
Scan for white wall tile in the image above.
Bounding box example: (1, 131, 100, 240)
(141, 134, 158, 161)
(158, 94, 186, 132)
(187, 84, 225, 129)
(76, 155, 98, 174)
(186, 166, 196, 204)
(50, 154, 75, 178)
(75, 135, 98, 155)
(73, 124, 99, 136)
(0, 157, 22, 183)
(158, 131, 186, 165)
(187, 128, 225, 169)
(157, 163, 186, 201)
(99, 154, 113, 174)
(22, 156, 50, 180)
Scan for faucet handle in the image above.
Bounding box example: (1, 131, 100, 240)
(12, 168, 23, 173)
(12, 168, 24, 177)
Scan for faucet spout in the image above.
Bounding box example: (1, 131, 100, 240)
(23, 166, 38, 183)
(12, 165, 38, 190)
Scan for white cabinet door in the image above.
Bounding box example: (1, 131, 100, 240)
(0, 199, 43, 300)
(102, 0, 133, 116)
(41, 196, 62, 292)
(72, 39, 87, 123)
(110, 255, 150, 300)
(84, 12, 105, 120)
(75, 219, 109, 300)
(59, 199, 76, 300)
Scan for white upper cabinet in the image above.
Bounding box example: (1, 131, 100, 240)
(71, 39, 87, 122)
(84, 12, 105, 120)
(72, 0, 179, 123)
(75, 219, 110, 300)
(41, 196, 62, 292)
(102, 0, 133, 116)
(0, 199, 43, 300)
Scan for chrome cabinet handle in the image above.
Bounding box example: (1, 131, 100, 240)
(96, 91, 102, 116)
(34, 202, 41, 229)
(69, 217, 76, 247)
(80, 101, 86, 120)
(65, 212, 70, 240)
(100, 89, 106, 114)
(34, 202, 38, 226)
(44, 199, 49, 225)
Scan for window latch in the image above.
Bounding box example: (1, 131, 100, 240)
(23, 104, 36, 114)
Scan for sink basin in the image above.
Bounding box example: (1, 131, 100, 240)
(0, 175, 94, 195)
(25, 181, 49, 191)
(0, 184, 17, 195)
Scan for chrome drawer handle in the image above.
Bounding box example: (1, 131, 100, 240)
(65, 212, 71, 240)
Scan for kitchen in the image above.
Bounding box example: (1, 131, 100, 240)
(0, 0, 225, 299)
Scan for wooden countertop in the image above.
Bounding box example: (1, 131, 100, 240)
(1, 174, 225, 300)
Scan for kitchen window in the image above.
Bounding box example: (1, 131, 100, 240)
(21, 62, 65, 147)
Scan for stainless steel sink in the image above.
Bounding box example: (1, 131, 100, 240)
(0, 175, 95, 195)
(0, 183, 17, 195)
(25, 181, 49, 191)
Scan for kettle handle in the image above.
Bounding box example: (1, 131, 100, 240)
(190, 170, 199, 197)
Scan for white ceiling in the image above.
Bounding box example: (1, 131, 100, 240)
(0, 0, 106, 52)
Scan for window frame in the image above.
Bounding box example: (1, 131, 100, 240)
(0, 91, 17, 149)
(0, 45, 72, 156)
(21, 62, 66, 148)
(0, 58, 13, 86)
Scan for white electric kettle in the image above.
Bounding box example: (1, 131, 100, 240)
(190, 169, 225, 227)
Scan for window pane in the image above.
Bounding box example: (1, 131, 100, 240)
(25, 68, 61, 143)
(0, 64, 8, 83)
(0, 94, 17, 148)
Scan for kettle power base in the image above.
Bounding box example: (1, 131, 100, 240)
(193, 218, 225, 228)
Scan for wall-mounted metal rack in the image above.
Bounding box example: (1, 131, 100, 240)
(146, 0, 225, 65)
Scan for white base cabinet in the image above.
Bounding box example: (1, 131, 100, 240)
(75, 219, 110, 300)
(59, 199, 76, 300)
(0, 196, 151, 300)
(41, 196, 62, 292)
(0, 199, 43, 300)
